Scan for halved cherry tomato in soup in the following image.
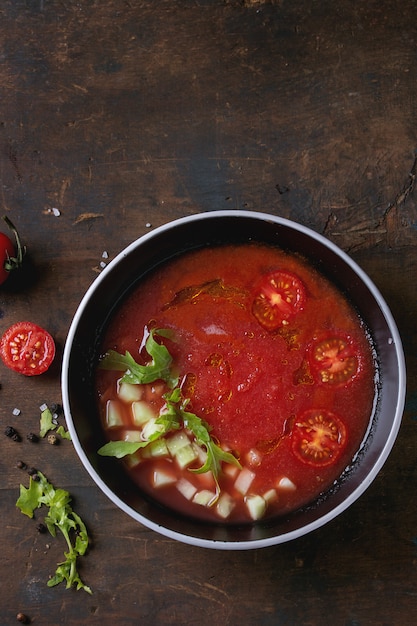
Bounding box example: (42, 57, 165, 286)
(309, 334, 359, 386)
(291, 409, 347, 467)
(0, 321, 55, 376)
(252, 270, 306, 331)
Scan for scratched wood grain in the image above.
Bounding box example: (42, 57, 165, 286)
(1, 1, 417, 624)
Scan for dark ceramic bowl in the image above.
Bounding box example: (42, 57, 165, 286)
(61, 211, 406, 549)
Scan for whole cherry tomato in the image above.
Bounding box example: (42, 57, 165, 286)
(0, 215, 24, 285)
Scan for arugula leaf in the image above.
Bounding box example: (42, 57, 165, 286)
(154, 390, 182, 434)
(151, 390, 242, 499)
(99, 328, 178, 388)
(98, 331, 241, 502)
(168, 395, 242, 495)
(16, 479, 43, 518)
(98, 439, 151, 458)
(98, 402, 183, 459)
(39, 407, 55, 438)
(39, 406, 71, 440)
(16, 472, 91, 594)
(56, 425, 72, 440)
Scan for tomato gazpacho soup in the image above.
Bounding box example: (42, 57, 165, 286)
(95, 243, 377, 524)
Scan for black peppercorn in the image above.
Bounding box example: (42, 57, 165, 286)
(16, 613, 30, 624)
(36, 523, 47, 534)
(5, 425, 21, 441)
(50, 402, 62, 415)
(32, 474, 40, 482)
(16, 460, 27, 470)
(26, 432, 39, 443)
(27, 467, 37, 476)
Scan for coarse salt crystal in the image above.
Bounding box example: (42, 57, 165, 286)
(12, 407, 21, 416)
(145, 222, 152, 228)
(100, 261, 106, 268)
(102, 251, 108, 259)
(39, 403, 48, 412)
(51, 207, 61, 217)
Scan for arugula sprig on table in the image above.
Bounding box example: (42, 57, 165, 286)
(16, 472, 92, 594)
(98, 329, 241, 497)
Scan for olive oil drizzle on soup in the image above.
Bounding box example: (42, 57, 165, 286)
(95, 243, 377, 524)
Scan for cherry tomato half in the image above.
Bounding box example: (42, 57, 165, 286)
(0, 232, 16, 285)
(291, 409, 347, 467)
(252, 270, 306, 331)
(309, 334, 359, 386)
(0, 321, 56, 376)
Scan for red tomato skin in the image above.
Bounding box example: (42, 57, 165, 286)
(0, 321, 56, 376)
(0, 232, 15, 285)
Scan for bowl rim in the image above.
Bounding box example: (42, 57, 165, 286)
(61, 210, 406, 549)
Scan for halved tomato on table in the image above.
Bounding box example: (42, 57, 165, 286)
(308, 333, 359, 386)
(291, 408, 347, 467)
(252, 270, 306, 331)
(0, 321, 55, 376)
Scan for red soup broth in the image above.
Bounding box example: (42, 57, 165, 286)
(95, 243, 377, 524)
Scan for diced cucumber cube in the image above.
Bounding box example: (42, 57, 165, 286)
(175, 443, 198, 469)
(177, 478, 197, 500)
(123, 430, 142, 442)
(216, 493, 235, 519)
(193, 490, 217, 506)
(245, 494, 266, 520)
(263, 488, 278, 503)
(223, 463, 239, 479)
(151, 469, 176, 488)
(192, 442, 208, 465)
(141, 438, 169, 459)
(277, 476, 297, 491)
(117, 379, 144, 403)
(166, 431, 191, 455)
(141, 417, 165, 441)
(123, 452, 142, 468)
(105, 399, 124, 428)
(197, 469, 216, 489)
(234, 467, 255, 495)
(131, 400, 155, 426)
(148, 382, 164, 397)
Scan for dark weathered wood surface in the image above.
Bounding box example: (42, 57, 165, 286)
(1, 1, 416, 624)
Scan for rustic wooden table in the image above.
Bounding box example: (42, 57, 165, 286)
(1, 1, 416, 624)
